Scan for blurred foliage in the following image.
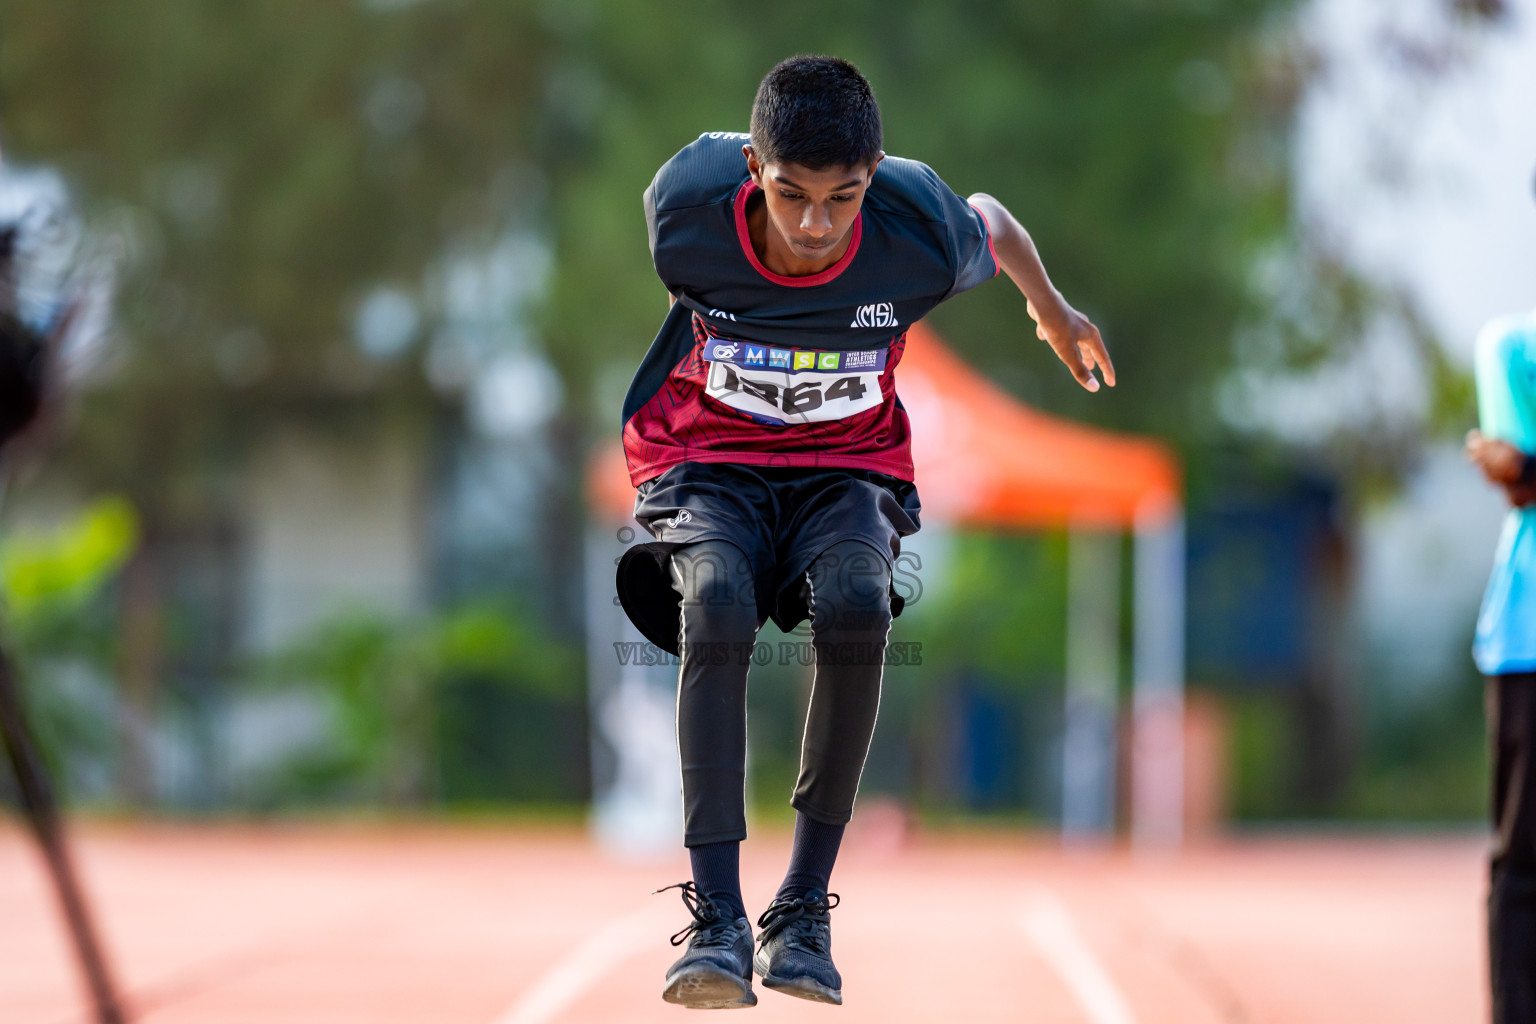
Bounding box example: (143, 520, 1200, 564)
(1222, 249, 1480, 488)
(1224, 690, 1299, 820)
(258, 602, 579, 807)
(3, 1, 559, 802)
(902, 532, 1070, 688)
(1454, 0, 1510, 22)
(3, 0, 539, 377)
(0, 495, 137, 632)
(1344, 655, 1487, 821)
(1, 0, 550, 530)
(1225, 679, 1486, 823)
(0, 497, 139, 796)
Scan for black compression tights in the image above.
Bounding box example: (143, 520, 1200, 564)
(670, 539, 893, 847)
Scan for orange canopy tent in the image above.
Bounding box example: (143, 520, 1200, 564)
(586, 321, 1187, 846)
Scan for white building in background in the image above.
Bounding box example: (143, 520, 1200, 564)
(1294, 0, 1536, 695)
(244, 429, 428, 651)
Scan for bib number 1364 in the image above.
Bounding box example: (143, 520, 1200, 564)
(705, 362, 883, 424)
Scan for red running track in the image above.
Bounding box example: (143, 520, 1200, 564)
(0, 821, 1487, 1023)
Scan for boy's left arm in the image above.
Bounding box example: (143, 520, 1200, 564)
(968, 193, 1114, 393)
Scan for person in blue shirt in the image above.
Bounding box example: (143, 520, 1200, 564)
(1466, 303, 1536, 1024)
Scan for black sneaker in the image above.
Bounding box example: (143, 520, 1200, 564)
(753, 889, 842, 1005)
(657, 882, 757, 1009)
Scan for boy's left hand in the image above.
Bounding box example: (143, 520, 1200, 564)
(1027, 297, 1114, 393)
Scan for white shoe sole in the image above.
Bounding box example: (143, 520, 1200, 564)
(662, 963, 758, 1009)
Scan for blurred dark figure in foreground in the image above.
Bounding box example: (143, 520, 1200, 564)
(1465, 197, 1536, 1020)
(0, 172, 126, 1024)
(0, 227, 46, 444)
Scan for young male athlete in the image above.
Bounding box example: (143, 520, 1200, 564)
(616, 55, 1113, 1009)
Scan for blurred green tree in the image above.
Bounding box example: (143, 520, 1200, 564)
(2, 1, 546, 802)
(257, 602, 578, 808)
(0, 497, 139, 791)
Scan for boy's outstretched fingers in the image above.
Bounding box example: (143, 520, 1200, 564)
(1058, 324, 1111, 392)
(1075, 353, 1099, 393)
(1031, 315, 1091, 391)
(1085, 324, 1115, 388)
(1061, 343, 1099, 392)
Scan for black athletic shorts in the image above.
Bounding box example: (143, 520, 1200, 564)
(616, 461, 921, 654)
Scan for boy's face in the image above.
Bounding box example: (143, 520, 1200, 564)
(744, 146, 882, 266)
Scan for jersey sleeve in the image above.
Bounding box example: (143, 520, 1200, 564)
(643, 134, 749, 250)
(938, 183, 999, 300)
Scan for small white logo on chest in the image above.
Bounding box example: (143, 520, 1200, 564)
(851, 302, 898, 328)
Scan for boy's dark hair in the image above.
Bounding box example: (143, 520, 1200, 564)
(750, 55, 882, 171)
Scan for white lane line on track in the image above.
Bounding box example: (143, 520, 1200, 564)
(1020, 888, 1138, 1024)
(490, 902, 668, 1024)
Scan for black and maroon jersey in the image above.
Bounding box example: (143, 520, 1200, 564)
(621, 131, 999, 486)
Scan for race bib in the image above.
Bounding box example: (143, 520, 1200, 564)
(702, 341, 887, 425)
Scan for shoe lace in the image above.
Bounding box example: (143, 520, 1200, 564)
(654, 881, 738, 948)
(755, 891, 840, 956)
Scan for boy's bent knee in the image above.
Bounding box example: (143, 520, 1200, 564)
(672, 541, 757, 643)
(808, 540, 892, 637)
